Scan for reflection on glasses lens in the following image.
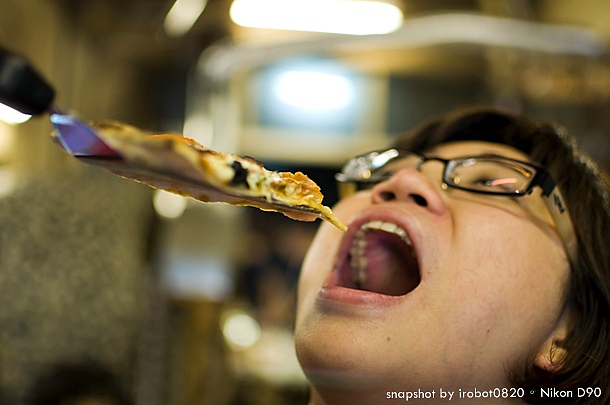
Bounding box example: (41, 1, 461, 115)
(447, 159, 535, 194)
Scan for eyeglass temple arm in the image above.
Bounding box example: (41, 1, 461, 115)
(536, 171, 578, 266)
(544, 187, 578, 267)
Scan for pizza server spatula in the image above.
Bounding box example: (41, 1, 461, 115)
(0, 48, 346, 228)
(0, 47, 118, 157)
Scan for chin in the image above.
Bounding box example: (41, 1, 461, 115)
(294, 326, 394, 391)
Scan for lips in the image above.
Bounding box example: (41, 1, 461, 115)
(329, 215, 421, 298)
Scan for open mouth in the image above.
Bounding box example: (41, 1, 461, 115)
(337, 220, 421, 296)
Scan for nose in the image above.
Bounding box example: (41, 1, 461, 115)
(370, 167, 448, 215)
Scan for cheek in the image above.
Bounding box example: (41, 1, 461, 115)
(296, 195, 371, 320)
(451, 201, 567, 282)
(299, 195, 368, 280)
(299, 225, 337, 286)
(440, 209, 569, 351)
(297, 200, 354, 308)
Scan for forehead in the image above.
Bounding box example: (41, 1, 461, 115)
(425, 141, 532, 162)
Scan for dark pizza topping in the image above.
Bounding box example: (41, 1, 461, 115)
(230, 160, 250, 188)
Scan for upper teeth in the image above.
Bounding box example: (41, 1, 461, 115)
(348, 220, 412, 289)
(363, 220, 410, 241)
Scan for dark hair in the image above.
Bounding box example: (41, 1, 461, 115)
(392, 107, 610, 405)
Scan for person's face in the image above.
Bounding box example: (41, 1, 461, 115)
(295, 141, 570, 399)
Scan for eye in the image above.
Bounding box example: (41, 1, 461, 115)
(449, 159, 532, 194)
(475, 177, 520, 191)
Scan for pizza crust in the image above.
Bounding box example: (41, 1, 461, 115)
(66, 120, 346, 230)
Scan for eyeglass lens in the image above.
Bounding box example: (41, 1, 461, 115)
(446, 158, 535, 194)
(343, 151, 538, 196)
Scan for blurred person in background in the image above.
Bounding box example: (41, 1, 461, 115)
(27, 359, 133, 405)
(294, 107, 610, 404)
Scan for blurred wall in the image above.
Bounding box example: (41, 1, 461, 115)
(0, 1, 157, 404)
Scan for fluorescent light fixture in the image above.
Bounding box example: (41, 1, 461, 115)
(256, 59, 360, 134)
(230, 0, 403, 35)
(273, 70, 354, 110)
(0, 103, 31, 125)
(164, 0, 208, 37)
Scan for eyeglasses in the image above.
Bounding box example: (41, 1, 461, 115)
(335, 149, 578, 267)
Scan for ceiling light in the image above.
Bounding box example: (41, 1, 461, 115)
(229, 0, 403, 36)
(0, 103, 31, 125)
(164, 0, 208, 37)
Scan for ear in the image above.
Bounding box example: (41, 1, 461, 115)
(533, 319, 569, 373)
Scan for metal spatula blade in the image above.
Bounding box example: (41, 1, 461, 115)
(50, 113, 118, 157)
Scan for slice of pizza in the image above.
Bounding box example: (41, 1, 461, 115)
(61, 120, 346, 231)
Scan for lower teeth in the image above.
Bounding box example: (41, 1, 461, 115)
(348, 221, 413, 290)
(349, 229, 368, 288)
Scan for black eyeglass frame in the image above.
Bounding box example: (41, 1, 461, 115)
(335, 148, 578, 267)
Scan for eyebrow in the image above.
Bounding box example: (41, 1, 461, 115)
(422, 151, 530, 162)
(427, 145, 532, 162)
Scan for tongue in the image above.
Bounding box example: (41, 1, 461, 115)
(362, 231, 420, 296)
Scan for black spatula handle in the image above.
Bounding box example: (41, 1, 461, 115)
(0, 47, 55, 116)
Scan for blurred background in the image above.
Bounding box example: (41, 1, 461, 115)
(1, 0, 609, 404)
